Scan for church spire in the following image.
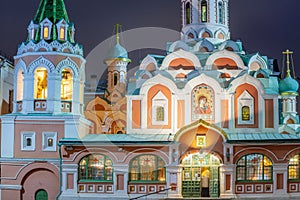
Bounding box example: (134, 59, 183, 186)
(34, 0, 69, 24)
(26, 0, 75, 43)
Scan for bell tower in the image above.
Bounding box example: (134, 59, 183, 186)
(181, 0, 230, 41)
(279, 50, 299, 125)
(104, 24, 131, 104)
(1, 0, 91, 158)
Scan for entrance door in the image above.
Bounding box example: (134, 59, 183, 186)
(182, 153, 220, 198)
(35, 189, 48, 200)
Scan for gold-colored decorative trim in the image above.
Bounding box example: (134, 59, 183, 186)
(174, 119, 228, 141)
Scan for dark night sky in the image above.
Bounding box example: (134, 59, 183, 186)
(0, 0, 300, 78)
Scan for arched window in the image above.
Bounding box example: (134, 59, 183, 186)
(242, 106, 250, 121)
(34, 67, 48, 99)
(288, 154, 300, 180)
(47, 138, 53, 147)
(59, 27, 65, 40)
(218, 32, 225, 40)
(256, 73, 265, 78)
(35, 189, 48, 200)
(16, 68, 24, 101)
(220, 73, 231, 79)
(201, 0, 208, 22)
(236, 154, 273, 181)
(156, 106, 165, 122)
(129, 155, 166, 182)
(186, 2, 191, 24)
(287, 118, 295, 124)
(79, 154, 113, 182)
(200, 47, 209, 52)
(218, 1, 224, 24)
(61, 68, 73, 101)
(43, 26, 49, 40)
(113, 73, 118, 86)
(202, 31, 211, 38)
(26, 138, 32, 147)
(188, 32, 195, 39)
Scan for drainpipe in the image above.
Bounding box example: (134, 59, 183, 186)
(56, 142, 63, 200)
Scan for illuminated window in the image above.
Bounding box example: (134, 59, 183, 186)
(59, 27, 65, 40)
(43, 26, 49, 39)
(185, 2, 191, 24)
(61, 69, 73, 101)
(42, 132, 57, 151)
(218, 2, 224, 24)
(238, 90, 254, 125)
(16, 69, 24, 101)
(236, 154, 273, 181)
(201, 0, 208, 22)
(156, 106, 165, 122)
(129, 155, 166, 182)
(289, 154, 300, 180)
(48, 138, 53, 147)
(34, 67, 48, 99)
(242, 106, 250, 121)
(79, 154, 113, 182)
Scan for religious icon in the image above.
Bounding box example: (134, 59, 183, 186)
(196, 136, 206, 147)
(196, 96, 211, 114)
(192, 84, 214, 120)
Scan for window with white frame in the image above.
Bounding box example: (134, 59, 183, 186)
(238, 91, 254, 125)
(21, 132, 35, 151)
(42, 132, 57, 151)
(152, 91, 168, 125)
(40, 19, 52, 40)
(56, 20, 68, 41)
(43, 25, 50, 40)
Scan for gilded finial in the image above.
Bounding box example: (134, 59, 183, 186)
(282, 49, 293, 77)
(115, 23, 121, 44)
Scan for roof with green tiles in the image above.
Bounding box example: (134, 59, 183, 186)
(34, 0, 69, 24)
(28, 0, 75, 44)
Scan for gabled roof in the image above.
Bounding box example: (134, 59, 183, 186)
(34, 0, 69, 24)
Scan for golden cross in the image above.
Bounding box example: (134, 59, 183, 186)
(115, 24, 122, 44)
(282, 49, 294, 76)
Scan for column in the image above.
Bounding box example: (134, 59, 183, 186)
(113, 164, 129, 197)
(273, 163, 289, 197)
(219, 164, 236, 198)
(166, 165, 182, 198)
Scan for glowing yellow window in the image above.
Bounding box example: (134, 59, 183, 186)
(242, 106, 250, 121)
(34, 67, 48, 99)
(43, 27, 49, 39)
(60, 27, 65, 40)
(61, 69, 73, 101)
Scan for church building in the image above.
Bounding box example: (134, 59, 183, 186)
(1, 0, 300, 200)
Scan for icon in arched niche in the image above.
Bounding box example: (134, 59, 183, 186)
(192, 84, 214, 121)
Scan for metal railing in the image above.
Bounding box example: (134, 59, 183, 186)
(129, 187, 172, 200)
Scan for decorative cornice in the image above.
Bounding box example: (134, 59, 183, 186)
(17, 40, 83, 56)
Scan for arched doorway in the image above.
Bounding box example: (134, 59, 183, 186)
(35, 189, 48, 200)
(181, 152, 220, 198)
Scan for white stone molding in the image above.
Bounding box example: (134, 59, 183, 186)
(56, 57, 79, 78)
(28, 56, 55, 74)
